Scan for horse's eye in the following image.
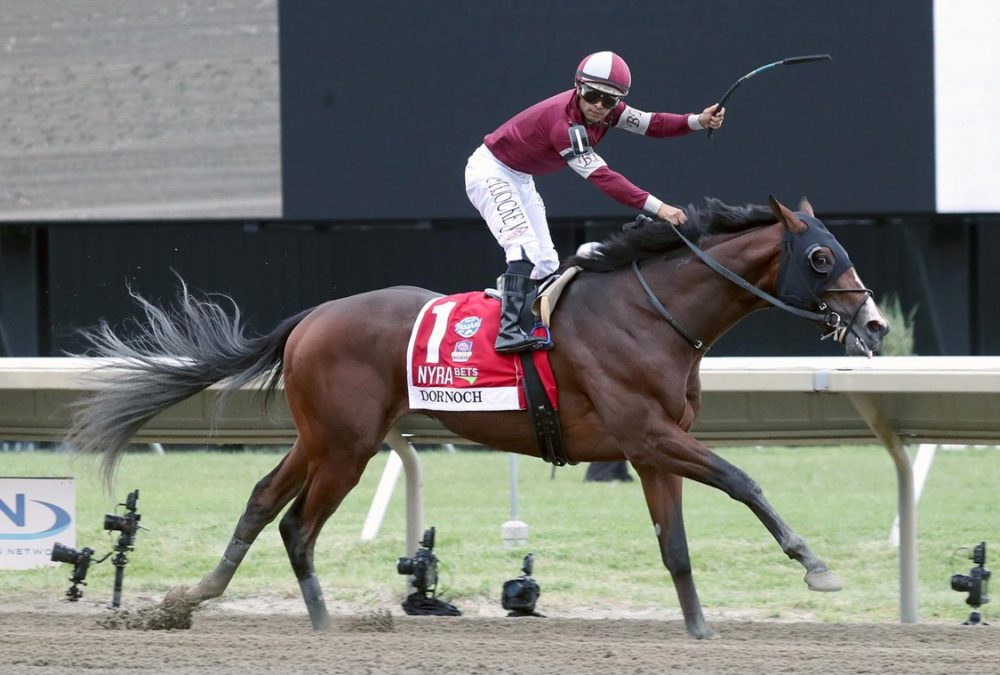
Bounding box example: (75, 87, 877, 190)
(807, 247, 834, 275)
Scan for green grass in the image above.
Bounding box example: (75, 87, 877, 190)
(1, 445, 996, 623)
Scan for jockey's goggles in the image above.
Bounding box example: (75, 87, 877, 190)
(578, 84, 623, 108)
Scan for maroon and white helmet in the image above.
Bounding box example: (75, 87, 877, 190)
(574, 51, 631, 97)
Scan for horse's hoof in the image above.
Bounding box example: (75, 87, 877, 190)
(692, 626, 720, 640)
(162, 584, 196, 609)
(805, 568, 842, 592)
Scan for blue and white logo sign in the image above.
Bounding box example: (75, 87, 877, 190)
(454, 316, 483, 339)
(0, 477, 76, 569)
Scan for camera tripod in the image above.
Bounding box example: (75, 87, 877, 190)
(963, 610, 989, 626)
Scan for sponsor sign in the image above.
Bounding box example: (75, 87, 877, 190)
(451, 339, 474, 363)
(0, 477, 76, 569)
(453, 316, 482, 339)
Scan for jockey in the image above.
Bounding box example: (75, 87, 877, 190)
(466, 50, 725, 353)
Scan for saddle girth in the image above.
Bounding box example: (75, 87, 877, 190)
(518, 352, 573, 467)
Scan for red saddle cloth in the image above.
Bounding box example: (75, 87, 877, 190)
(407, 291, 557, 411)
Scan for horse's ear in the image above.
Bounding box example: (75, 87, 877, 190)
(768, 194, 807, 233)
(798, 197, 815, 217)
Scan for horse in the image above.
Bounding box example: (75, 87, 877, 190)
(68, 195, 888, 639)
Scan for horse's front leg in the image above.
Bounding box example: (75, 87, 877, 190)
(633, 466, 717, 639)
(621, 418, 841, 593)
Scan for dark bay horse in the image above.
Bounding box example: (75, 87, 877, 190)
(68, 196, 888, 638)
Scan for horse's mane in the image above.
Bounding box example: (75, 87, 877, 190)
(562, 198, 776, 272)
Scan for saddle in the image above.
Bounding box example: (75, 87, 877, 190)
(531, 266, 581, 327)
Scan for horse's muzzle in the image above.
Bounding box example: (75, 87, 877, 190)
(843, 316, 889, 357)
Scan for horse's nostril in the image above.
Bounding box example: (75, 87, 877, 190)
(867, 320, 888, 339)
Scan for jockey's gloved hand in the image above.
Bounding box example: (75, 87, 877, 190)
(655, 201, 688, 225)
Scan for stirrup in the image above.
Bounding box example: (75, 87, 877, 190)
(531, 324, 553, 351)
(495, 331, 544, 354)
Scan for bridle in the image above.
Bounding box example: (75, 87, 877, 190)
(630, 214, 873, 351)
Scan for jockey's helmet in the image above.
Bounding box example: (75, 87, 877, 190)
(574, 51, 631, 97)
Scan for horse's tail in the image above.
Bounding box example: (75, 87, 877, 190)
(67, 280, 314, 487)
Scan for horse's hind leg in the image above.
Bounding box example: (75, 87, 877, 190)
(279, 446, 376, 630)
(164, 443, 308, 609)
(634, 466, 717, 640)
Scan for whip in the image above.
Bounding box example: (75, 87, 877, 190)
(707, 54, 832, 139)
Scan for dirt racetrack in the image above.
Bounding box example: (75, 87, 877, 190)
(2, 598, 995, 675)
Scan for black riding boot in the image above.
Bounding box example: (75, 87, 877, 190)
(495, 273, 543, 354)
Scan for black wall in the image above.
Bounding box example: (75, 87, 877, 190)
(280, 0, 935, 220)
(14, 215, 987, 359)
(39, 221, 514, 354)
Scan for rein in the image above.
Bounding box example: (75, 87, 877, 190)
(631, 218, 870, 350)
(632, 259, 705, 350)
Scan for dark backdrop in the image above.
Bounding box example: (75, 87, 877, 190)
(280, 0, 935, 220)
(24, 214, 984, 359)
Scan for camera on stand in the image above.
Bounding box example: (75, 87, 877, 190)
(104, 489, 141, 546)
(104, 489, 143, 608)
(50, 488, 145, 607)
(50, 543, 97, 601)
(396, 526, 460, 616)
(501, 553, 543, 617)
(950, 541, 991, 625)
(397, 526, 439, 596)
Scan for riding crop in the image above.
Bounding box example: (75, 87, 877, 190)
(707, 54, 832, 139)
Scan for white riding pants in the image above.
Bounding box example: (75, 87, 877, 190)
(465, 144, 559, 279)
